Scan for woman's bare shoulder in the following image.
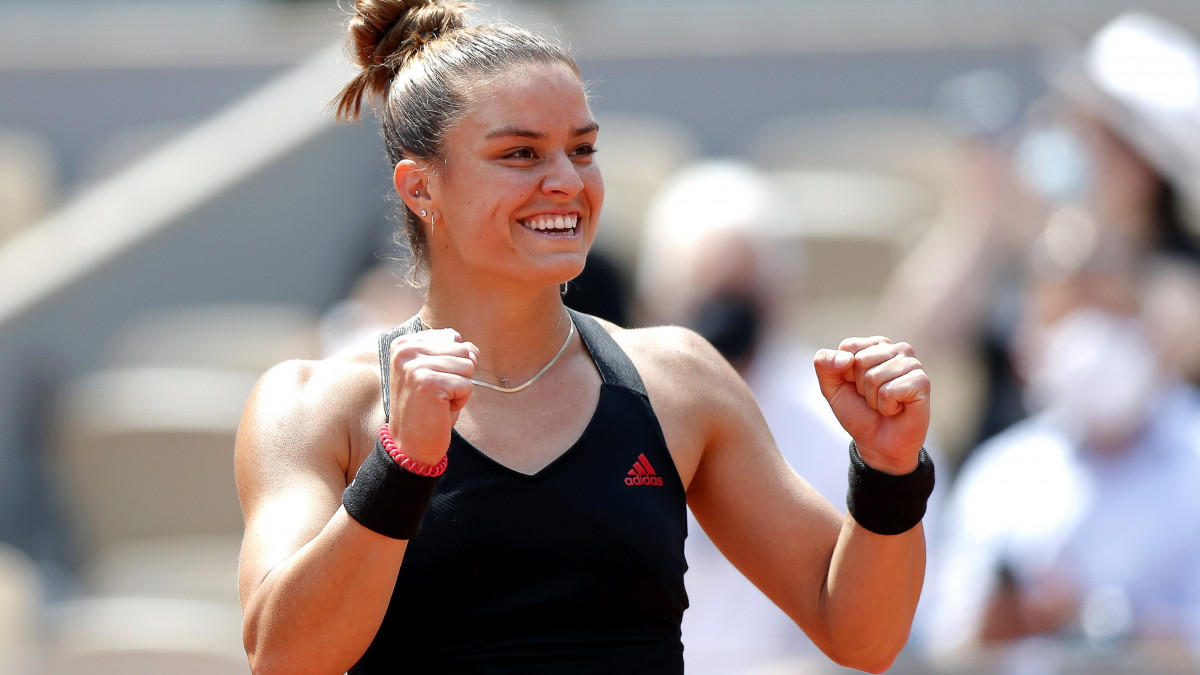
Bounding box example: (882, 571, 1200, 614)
(236, 342, 383, 479)
(600, 319, 739, 385)
(603, 319, 750, 413)
(249, 344, 380, 422)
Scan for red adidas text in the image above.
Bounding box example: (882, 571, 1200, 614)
(625, 453, 663, 486)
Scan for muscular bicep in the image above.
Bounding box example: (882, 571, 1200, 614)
(234, 360, 356, 605)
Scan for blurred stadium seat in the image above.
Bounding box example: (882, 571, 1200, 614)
(38, 301, 325, 673)
(50, 365, 256, 602)
(39, 596, 247, 675)
(746, 110, 960, 201)
(101, 302, 320, 373)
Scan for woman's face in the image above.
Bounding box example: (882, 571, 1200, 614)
(424, 60, 603, 288)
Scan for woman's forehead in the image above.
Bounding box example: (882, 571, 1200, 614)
(459, 61, 594, 135)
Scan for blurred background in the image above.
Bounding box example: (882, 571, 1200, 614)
(2, 0, 1200, 673)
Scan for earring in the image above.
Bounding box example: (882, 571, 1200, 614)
(420, 209, 428, 217)
(414, 190, 421, 197)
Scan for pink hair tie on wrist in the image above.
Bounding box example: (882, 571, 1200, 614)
(379, 425, 448, 477)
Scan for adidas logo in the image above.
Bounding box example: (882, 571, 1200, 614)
(625, 453, 664, 486)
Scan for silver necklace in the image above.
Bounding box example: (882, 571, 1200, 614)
(418, 314, 575, 393)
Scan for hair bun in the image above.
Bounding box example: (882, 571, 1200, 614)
(334, 0, 473, 121)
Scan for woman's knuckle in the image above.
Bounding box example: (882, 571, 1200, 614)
(864, 368, 885, 388)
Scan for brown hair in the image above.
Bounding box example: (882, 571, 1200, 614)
(333, 0, 581, 279)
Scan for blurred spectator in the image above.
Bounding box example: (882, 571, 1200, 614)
(1043, 12, 1200, 263)
(880, 12, 1200, 469)
(876, 70, 1042, 465)
(922, 222, 1200, 661)
(636, 160, 857, 673)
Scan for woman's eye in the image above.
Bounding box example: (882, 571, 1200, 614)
(506, 148, 536, 160)
(572, 144, 597, 159)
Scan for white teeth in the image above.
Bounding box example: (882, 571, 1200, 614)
(524, 215, 577, 231)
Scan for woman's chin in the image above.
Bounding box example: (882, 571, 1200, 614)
(522, 253, 589, 288)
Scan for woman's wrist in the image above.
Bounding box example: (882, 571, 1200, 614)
(341, 428, 448, 540)
(851, 441, 920, 476)
(845, 441, 935, 536)
(379, 425, 447, 477)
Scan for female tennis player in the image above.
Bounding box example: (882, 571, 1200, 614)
(235, 2, 934, 673)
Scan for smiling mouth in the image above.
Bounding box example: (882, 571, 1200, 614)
(520, 214, 578, 233)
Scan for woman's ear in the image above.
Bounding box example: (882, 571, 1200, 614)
(394, 159, 431, 218)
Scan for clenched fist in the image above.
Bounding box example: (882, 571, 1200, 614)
(813, 337, 930, 475)
(388, 328, 479, 465)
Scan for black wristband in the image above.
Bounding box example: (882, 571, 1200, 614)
(846, 441, 935, 536)
(343, 439, 442, 540)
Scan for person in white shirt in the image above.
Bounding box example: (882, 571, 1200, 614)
(923, 232, 1200, 659)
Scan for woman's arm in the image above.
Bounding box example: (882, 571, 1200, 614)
(236, 328, 477, 675)
(649, 329, 930, 673)
(809, 338, 930, 672)
(236, 360, 408, 675)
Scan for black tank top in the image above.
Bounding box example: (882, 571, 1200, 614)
(350, 309, 688, 674)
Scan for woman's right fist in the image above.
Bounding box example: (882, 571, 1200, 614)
(388, 328, 479, 465)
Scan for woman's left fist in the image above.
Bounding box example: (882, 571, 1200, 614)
(814, 337, 931, 475)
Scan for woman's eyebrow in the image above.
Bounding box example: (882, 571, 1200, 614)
(485, 126, 543, 140)
(484, 122, 599, 141)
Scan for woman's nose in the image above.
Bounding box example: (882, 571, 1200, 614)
(541, 152, 584, 197)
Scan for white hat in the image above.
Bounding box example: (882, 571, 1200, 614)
(1055, 12, 1200, 228)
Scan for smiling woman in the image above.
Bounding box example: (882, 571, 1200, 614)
(233, 2, 935, 674)
(403, 61, 603, 290)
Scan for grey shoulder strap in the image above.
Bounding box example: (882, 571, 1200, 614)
(378, 315, 424, 423)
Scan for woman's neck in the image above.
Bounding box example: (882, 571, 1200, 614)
(419, 282, 570, 378)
